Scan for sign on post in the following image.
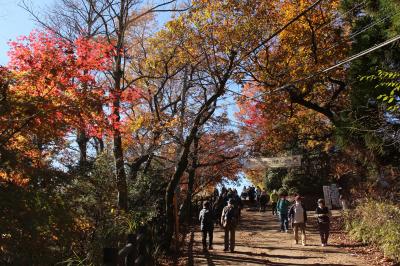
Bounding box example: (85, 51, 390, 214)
(323, 184, 341, 209)
(323, 185, 333, 209)
(330, 184, 341, 208)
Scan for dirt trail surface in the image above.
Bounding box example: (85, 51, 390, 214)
(186, 208, 366, 266)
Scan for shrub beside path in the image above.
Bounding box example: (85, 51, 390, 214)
(185, 208, 366, 265)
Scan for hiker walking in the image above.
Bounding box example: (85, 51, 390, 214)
(256, 186, 262, 204)
(259, 190, 269, 212)
(233, 189, 243, 220)
(221, 198, 238, 252)
(199, 201, 214, 252)
(248, 186, 256, 204)
(240, 186, 248, 200)
(289, 195, 307, 246)
(277, 192, 290, 232)
(316, 198, 331, 246)
(270, 190, 279, 216)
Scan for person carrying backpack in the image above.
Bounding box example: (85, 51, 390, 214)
(315, 198, 331, 246)
(277, 193, 290, 232)
(221, 198, 238, 252)
(199, 201, 214, 252)
(289, 195, 307, 246)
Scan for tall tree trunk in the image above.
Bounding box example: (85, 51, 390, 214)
(164, 149, 190, 250)
(164, 104, 216, 250)
(163, 50, 235, 251)
(112, 88, 128, 209)
(77, 129, 88, 168)
(77, 74, 89, 169)
(185, 136, 199, 224)
(113, 0, 128, 211)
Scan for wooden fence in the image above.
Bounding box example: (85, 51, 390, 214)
(103, 232, 146, 266)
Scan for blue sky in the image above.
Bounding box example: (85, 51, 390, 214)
(0, 0, 54, 65)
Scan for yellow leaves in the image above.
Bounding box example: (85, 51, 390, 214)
(128, 115, 144, 133)
(0, 171, 29, 186)
(74, 217, 92, 232)
(244, 168, 265, 188)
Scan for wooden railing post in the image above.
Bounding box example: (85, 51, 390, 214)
(135, 231, 145, 266)
(103, 247, 118, 266)
(126, 233, 137, 266)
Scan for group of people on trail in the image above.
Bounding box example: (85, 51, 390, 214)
(276, 192, 332, 247)
(241, 185, 271, 212)
(199, 187, 333, 253)
(213, 187, 243, 226)
(199, 197, 239, 253)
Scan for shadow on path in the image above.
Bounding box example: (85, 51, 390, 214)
(187, 206, 365, 266)
(188, 230, 195, 266)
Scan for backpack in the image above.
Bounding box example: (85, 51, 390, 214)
(223, 206, 237, 228)
(277, 199, 289, 214)
(200, 209, 214, 230)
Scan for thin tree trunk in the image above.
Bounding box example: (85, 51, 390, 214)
(186, 135, 199, 224)
(164, 149, 190, 250)
(77, 129, 88, 168)
(113, 93, 128, 210)
(113, 0, 128, 211)
(129, 154, 150, 180)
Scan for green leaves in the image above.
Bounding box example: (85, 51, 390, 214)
(361, 70, 400, 111)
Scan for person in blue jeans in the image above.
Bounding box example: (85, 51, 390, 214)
(277, 193, 290, 232)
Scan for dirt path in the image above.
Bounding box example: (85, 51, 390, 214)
(186, 208, 366, 266)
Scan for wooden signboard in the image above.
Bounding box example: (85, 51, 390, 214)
(330, 184, 341, 208)
(246, 155, 302, 169)
(323, 185, 333, 209)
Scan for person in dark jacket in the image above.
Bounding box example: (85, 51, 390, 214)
(315, 198, 332, 246)
(199, 201, 214, 251)
(248, 186, 256, 204)
(259, 190, 269, 212)
(214, 194, 224, 226)
(288, 195, 307, 245)
(240, 186, 248, 200)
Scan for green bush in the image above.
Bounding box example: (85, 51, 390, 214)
(264, 169, 286, 192)
(345, 200, 400, 262)
(0, 152, 163, 265)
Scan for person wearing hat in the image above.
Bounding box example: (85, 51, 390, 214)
(288, 194, 307, 245)
(316, 198, 332, 246)
(199, 201, 214, 252)
(221, 198, 238, 252)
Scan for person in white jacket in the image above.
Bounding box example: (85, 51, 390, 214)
(289, 195, 307, 246)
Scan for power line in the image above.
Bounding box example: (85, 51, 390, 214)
(321, 34, 400, 73)
(231, 1, 395, 104)
(226, 34, 400, 103)
(244, 0, 326, 58)
(314, 0, 367, 34)
(323, 11, 399, 54)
